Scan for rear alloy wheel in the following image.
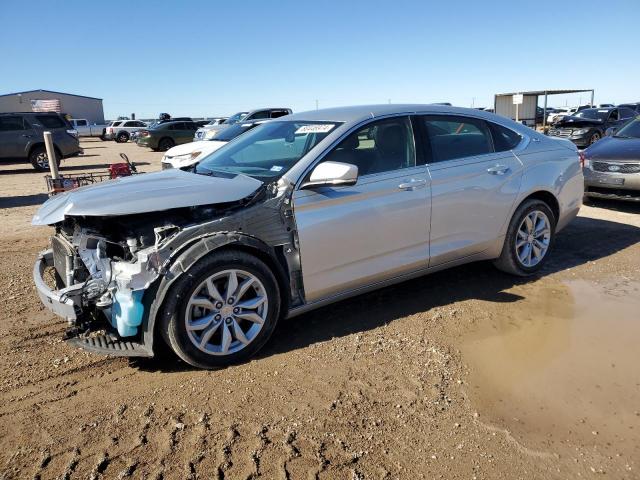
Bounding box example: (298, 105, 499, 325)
(29, 146, 60, 172)
(160, 250, 281, 369)
(589, 132, 601, 145)
(116, 132, 129, 143)
(494, 199, 556, 276)
(158, 137, 175, 152)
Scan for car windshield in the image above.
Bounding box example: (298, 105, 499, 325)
(195, 120, 340, 180)
(223, 112, 249, 125)
(573, 109, 609, 121)
(614, 117, 640, 138)
(213, 122, 260, 142)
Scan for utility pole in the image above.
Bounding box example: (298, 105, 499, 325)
(315, 99, 319, 110)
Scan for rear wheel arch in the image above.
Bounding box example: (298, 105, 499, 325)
(519, 190, 559, 224)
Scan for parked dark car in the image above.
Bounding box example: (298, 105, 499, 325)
(136, 120, 199, 151)
(548, 107, 636, 147)
(0, 112, 82, 171)
(582, 115, 640, 201)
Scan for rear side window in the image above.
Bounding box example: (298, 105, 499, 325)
(0, 116, 27, 131)
(169, 122, 185, 130)
(36, 115, 66, 129)
(619, 107, 635, 120)
(420, 115, 493, 162)
(76, 119, 88, 126)
(271, 110, 289, 119)
(488, 122, 522, 151)
(112, 121, 122, 127)
(248, 111, 270, 120)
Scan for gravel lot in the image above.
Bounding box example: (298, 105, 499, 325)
(0, 139, 638, 479)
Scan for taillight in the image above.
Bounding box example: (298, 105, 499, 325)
(140, 130, 150, 137)
(107, 127, 112, 134)
(579, 151, 585, 168)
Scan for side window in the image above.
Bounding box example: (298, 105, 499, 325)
(36, 115, 66, 129)
(170, 122, 184, 130)
(0, 116, 26, 131)
(320, 117, 415, 176)
(609, 110, 619, 121)
(77, 119, 88, 126)
(421, 115, 493, 162)
(248, 111, 270, 120)
(270, 110, 289, 119)
(488, 122, 522, 152)
(619, 108, 635, 120)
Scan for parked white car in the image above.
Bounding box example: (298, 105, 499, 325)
(69, 119, 107, 139)
(547, 108, 577, 124)
(104, 120, 148, 143)
(162, 119, 269, 169)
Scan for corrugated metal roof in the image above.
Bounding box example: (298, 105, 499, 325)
(0, 89, 102, 101)
(495, 89, 594, 97)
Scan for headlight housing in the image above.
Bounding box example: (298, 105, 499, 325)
(572, 128, 589, 135)
(204, 129, 217, 140)
(168, 151, 202, 164)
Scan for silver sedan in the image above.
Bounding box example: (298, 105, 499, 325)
(33, 104, 583, 368)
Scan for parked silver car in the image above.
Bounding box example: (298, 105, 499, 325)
(32, 105, 583, 368)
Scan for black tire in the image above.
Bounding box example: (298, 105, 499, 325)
(29, 145, 61, 172)
(159, 249, 281, 369)
(588, 131, 601, 145)
(493, 199, 556, 276)
(158, 137, 174, 152)
(116, 131, 129, 143)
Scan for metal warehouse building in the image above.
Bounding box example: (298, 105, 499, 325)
(0, 89, 104, 124)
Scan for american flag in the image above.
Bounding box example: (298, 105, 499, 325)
(31, 99, 61, 113)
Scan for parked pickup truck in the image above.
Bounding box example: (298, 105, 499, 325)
(69, 119, 107, 139)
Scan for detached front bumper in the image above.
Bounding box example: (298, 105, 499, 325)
(33, 249, 153, 357)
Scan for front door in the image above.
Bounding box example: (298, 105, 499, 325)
(293, 116, 431, 303)
(417, 114, 523, 266)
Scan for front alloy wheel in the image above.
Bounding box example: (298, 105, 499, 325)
(185, 269, 268, 356)
(160, 250, 280, 369)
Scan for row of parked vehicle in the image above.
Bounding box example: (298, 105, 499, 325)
(546, 102, 640, 148)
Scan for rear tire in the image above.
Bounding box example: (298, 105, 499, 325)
(493, 199, 556, 276)
(29, 146, 60, 172)
(116, 131, 129, 143)
(158, 137, 174, 152)
(159, 250, 281, 369)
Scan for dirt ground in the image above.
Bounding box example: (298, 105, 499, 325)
(0, 139, 638, 479)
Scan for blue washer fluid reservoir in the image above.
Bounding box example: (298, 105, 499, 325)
(111, 289, 144, 337)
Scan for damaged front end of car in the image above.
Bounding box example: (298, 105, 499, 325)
(33, 170, 304, 357)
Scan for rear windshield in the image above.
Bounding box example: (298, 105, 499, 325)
(36, 115, 66, 129)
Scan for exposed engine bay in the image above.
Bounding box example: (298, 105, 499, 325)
(39, 178, 303, 356)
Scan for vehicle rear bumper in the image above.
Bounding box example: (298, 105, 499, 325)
(584, 168, 640, 201)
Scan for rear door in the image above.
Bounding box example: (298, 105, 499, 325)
(0, 115, 35, 158)
(418, 115, 523, 266)
(293, 116, 431, 302)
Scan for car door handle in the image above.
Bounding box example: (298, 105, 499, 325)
(487, 165, 510, 175)
(398, 178, 427, 190)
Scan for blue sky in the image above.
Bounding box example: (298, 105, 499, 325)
(1, 0, 638, 119)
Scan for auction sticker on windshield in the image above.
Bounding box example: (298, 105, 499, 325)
(295, 124, 335, 134)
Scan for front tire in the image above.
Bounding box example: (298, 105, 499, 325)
(493, 199, 556, 276)
(159, 250, 281, 369)
(588, 131, 601, 145)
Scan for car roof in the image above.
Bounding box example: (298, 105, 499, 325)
(284, 104, 508, 124)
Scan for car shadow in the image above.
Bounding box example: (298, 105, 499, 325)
(133, 215, 640, 372)
(585, 197, 640, 214)
(0, 161, 150, 175)
(0, 193, 49, 208)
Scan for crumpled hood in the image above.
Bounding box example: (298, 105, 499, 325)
(32, 169, 263, 226)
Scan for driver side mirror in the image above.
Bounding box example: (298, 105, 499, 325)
(300, 161, 358, 189)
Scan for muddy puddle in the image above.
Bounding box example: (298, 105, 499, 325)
(462, 278, 640, 460)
